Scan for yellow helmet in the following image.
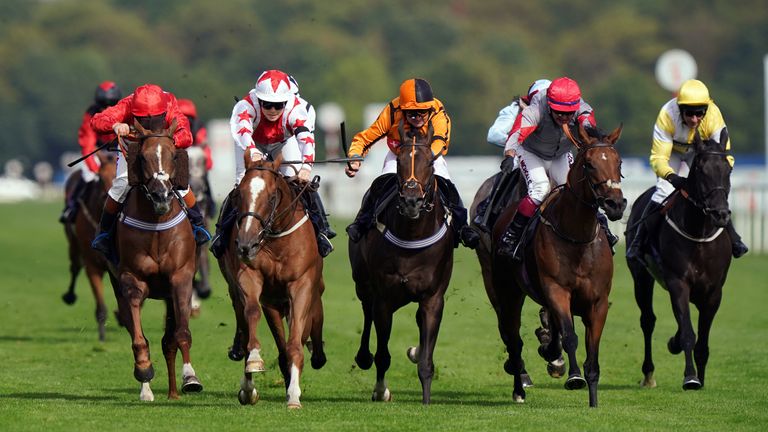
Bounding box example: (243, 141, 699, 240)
(677, 79, 711, 106)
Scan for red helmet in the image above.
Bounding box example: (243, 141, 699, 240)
(178, 98, 197, 118)
(94, 81, 122, 107)
(254, 70, 293, 103)
(131, 84, 168, 117)
(546, 77, 581, 112)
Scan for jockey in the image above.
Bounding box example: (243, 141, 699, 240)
(344, 77, 480, 249)
(497, 76, 618, 259)
(178, 98, 216, 215)
(473, 79, 551, 233)
(59, 81, 122, 223)
(210, 69, 335, 258)
(90, 84, 211, 256)
(626, 79, 748, 259)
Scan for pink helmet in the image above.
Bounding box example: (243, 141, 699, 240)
(546, 77, 581, 112)
(131, 84, 168, 117)
(254, 70, 293, 103)
(178, 98, 197, 118)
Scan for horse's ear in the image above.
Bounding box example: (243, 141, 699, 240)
(134, 118, 148, 136)
(693, 128, 704, 153)
(577, 122, 591, 145)
(718, 127, 729, 152)
(168, 118, 178, 136)
(272, 151, 284, 171)
(607, 123, 623, 144)
(397, 116, 406, 149)
(126, 141, 143, 186)
(172, 149, 189, 190)
(244, 147, 262, 170)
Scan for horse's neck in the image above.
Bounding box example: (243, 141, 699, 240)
(546, 184, 597, 238)
(125, 189, 182, 221)
(668, 192, 714, 236)
(384, 199, 445, 239)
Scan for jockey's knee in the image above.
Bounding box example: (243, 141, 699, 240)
(108, 178, 129, 203)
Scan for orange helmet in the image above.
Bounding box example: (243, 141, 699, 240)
(178, 98, 197, 118)
(546, 77, 581, 112)
(131, 84, 168, 117)
(399, 78, 434, 110)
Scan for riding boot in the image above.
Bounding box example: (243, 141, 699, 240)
(726, 220, 749, 258)
(91, 198, 121, 256)
(473, 170, 511, 233)
(437, 177, 480, 249)
(625, 201, 663, 260)
(210, 191, 238, 259)
(346, 174, 395, 243)
(203, 175, 217, 216)
(302, 190, 334, 257)
(497, 212, 531, 260)
(187, 203, 211, 246)
(60, 175, 87, 223)
(596, 212, 619, 255)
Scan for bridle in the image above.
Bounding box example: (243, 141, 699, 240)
(397, 139, 437, 214)
(119, 132, 178, 205)
(566, 142, 623, 210)
(681, 150, 731, 216)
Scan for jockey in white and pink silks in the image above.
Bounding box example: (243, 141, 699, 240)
(209, 69, 335, 258)
(497, 77, 617, 259)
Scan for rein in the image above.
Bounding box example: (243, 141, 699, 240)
(236, 166, 309, 240)
(398, 139, 437, 214)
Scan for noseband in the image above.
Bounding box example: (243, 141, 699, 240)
(682, 150, 731, 216)
(236, 166, 306, 242)
(398, 141, 436, 214)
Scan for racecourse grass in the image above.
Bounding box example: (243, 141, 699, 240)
(0, 201, 766, 431)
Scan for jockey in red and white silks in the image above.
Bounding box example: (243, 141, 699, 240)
(229, 70, 315, 185)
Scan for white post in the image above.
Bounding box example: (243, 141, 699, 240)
(764, 54, 768, 178)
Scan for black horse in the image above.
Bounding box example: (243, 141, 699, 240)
(626, 129, 733, 390)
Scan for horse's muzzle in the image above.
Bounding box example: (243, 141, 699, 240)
(399, 196, 424, 219)
(708, 208, 731, 228)
(600, 196, 627, 222)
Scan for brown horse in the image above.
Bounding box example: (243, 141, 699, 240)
(108, 119, 202, 401)
(479, 124, 625, 407)
(349, 123, 454, 405)
(187, 145, 212, 316)
(62, 151, 116, 341)
(626, 129, 733, 390)
(217, 148, 326, 409)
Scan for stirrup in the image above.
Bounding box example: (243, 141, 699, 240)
(91, 232, 111, 255)
(460, 226, 480, 249)
(193, 226, 212, 245)
(346, 223, 364, 243)
(317, 233, 334, 257)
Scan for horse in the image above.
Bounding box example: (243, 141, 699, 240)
(478, 124, 625, 407)
(108, 119, 203, 401)
(349, 122, 454, 405)
(217, 148, 326, 409)
(61, 151, 117, 341)
(626, 128, 733, 391)
(187, 145, 213, 316)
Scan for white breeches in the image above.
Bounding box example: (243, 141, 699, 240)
(235, 139, 305, 185)
(80, 166, 98, 183)
(108, 154, 189, 202)
(381, 150, 451, 180)
(516, 146, 572, 205)
(651, 150, 693, 204)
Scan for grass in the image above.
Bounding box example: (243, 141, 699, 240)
(0, 201, 766, 431)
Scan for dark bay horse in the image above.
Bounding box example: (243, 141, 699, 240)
(626, 129, 733, 391)
(349, 123, 454, 404)
(62, 151, 116, 341)
(480, 124, 625, 407)
(109, 119, 202, 401)
(217, 149, 326, 409)
(187, 145, 212, 316)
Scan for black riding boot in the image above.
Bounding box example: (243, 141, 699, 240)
(91, 208, 119, 257)
(346, 174, 395, 243)
(437, 177, 480, 249)
(473, 170, 513, 233)
(497, 212, 531, 260)
(210, 191, 238, 259)
(597, 212, 619, 255)
(187, 203, 211, 246)
(625, 201, 663, 260)
(726, 221, 749, 258)
(303, 190, 334, 257)
(60, 176, 87, 223)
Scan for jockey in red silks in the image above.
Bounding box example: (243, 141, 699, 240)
(178, 98, 216, 215)
(60, 81, 122, 223)
(89, 84, 211, 257)
(497, 77, 618, 259)
(209, 69, 335, 258)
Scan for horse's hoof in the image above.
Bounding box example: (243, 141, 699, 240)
(311, 352, 327, 370)
(228, 346, 245, 361)
(640, 373, 657, 388)
(512, 392, 525, 404)
(287, 401, 302, 409)
(355, 352, 374, 370)
(61, 292, 77, 305)
(134, 364, 155, 383)
(682, 376, 702, 390)
(238, 388, 259, 405)
(667, 336, 682, 355)
(197, 286, 212, 300)
(547, 358, 566, 379)
(564, 374, 587, 390)
(245, 359, 265, 373)
(190, 307, 201, 318)
(406, 346, 419, 364)
(182, 375, 203, 393)
(521, 373, 533, 388)
(371, 388, 392, 402)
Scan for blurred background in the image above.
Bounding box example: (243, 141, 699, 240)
(1, 0, 766, 249)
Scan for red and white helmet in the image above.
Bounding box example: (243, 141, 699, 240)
(254, 70, 293, 103)
(546, 77, 581, 112)
(131, 84, 168, 117)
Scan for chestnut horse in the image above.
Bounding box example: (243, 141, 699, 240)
(62, 151, 116, 341)
(481, 124, 625, 407)
(217, 149, 326, 409)
(349, 123, 454, 405)
(626, 129, 733, 390)
(109, 120, 202, 401)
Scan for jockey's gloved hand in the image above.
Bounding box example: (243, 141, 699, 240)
(666, 173, 687, 190)
(500, 156, 516, 174)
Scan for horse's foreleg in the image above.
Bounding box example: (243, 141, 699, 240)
(309, 295, 327, 370)
(415, 295, 446, 405)
(355, 285, 374, 370)
(582, 299, 609, 408)
(84, 265, 107, 342)
(372, 304, 393, 402)
(171, 271, 202, 395)
(505, 289, 527, 404)
(119, 273, 154, 400)
(284, 287, 313, 409)
(694, 294, 722, 388)
(666, 283, 699, 390)
(630, 259, 657, 388)
(549, 292, 586, 391)
(162, 299, 180, 400)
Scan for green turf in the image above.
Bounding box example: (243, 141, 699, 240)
(0, 201, 766, 431)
